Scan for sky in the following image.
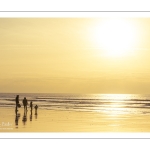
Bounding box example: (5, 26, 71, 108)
(1, 18, 150, 93)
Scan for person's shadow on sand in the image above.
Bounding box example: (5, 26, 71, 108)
(30, 111, 32, 121)
(15, 113, 21, 126)
(22, 111, 27, 125)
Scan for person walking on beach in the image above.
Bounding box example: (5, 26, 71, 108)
(15, 95, 19, 114)
(30, 101, 33, 114)
(34, 105, 38, 115)
(22, 97, 28, 112)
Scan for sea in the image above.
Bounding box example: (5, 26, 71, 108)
(0, 93, 150, 115)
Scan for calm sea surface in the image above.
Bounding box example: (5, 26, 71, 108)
(0, 93, 150, 115)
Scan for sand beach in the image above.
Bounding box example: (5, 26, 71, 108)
(0, 106, 150, 132)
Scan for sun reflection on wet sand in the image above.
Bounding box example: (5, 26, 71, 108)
(0, 94, 150, 132)
(0, 107, 150, 132)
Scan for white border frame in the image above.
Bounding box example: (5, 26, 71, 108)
(0, 11, 150, 139)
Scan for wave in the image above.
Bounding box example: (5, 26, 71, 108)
(1, 93, 150, 114)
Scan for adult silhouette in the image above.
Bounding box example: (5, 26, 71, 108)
(30, 101, 33, 121)
(30, 101, 33, 114)
(22, 97, 28, 112)
(15, 95, 19, 113)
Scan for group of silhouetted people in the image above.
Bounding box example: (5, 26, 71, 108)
(15, 95, 38, 113)
(15, 95, 38, 125)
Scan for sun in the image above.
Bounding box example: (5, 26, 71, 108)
(94, 19, 137, 57)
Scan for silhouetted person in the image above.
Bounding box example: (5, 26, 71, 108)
(30, 101, 33, 114)
(15, 108, 18, 115)
(22, 97, 28, 112)
(15, 95, 19, 113)
(15, 95, 19, 105)
(34, 105, 38, 115)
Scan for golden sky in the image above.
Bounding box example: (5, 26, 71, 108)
(1, 18, 150, 93)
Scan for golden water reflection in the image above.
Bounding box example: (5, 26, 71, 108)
(96, 94, 134, 100)
(95, 94, 134, 116)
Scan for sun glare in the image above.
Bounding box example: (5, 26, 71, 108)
(94, 19, 137, 57)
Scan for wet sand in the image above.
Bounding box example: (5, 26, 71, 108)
(0, 107, 150, 132)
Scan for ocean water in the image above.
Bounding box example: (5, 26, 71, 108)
(0, 93, 150, 115)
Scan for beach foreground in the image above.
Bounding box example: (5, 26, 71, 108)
(0, 107, 150, 132)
